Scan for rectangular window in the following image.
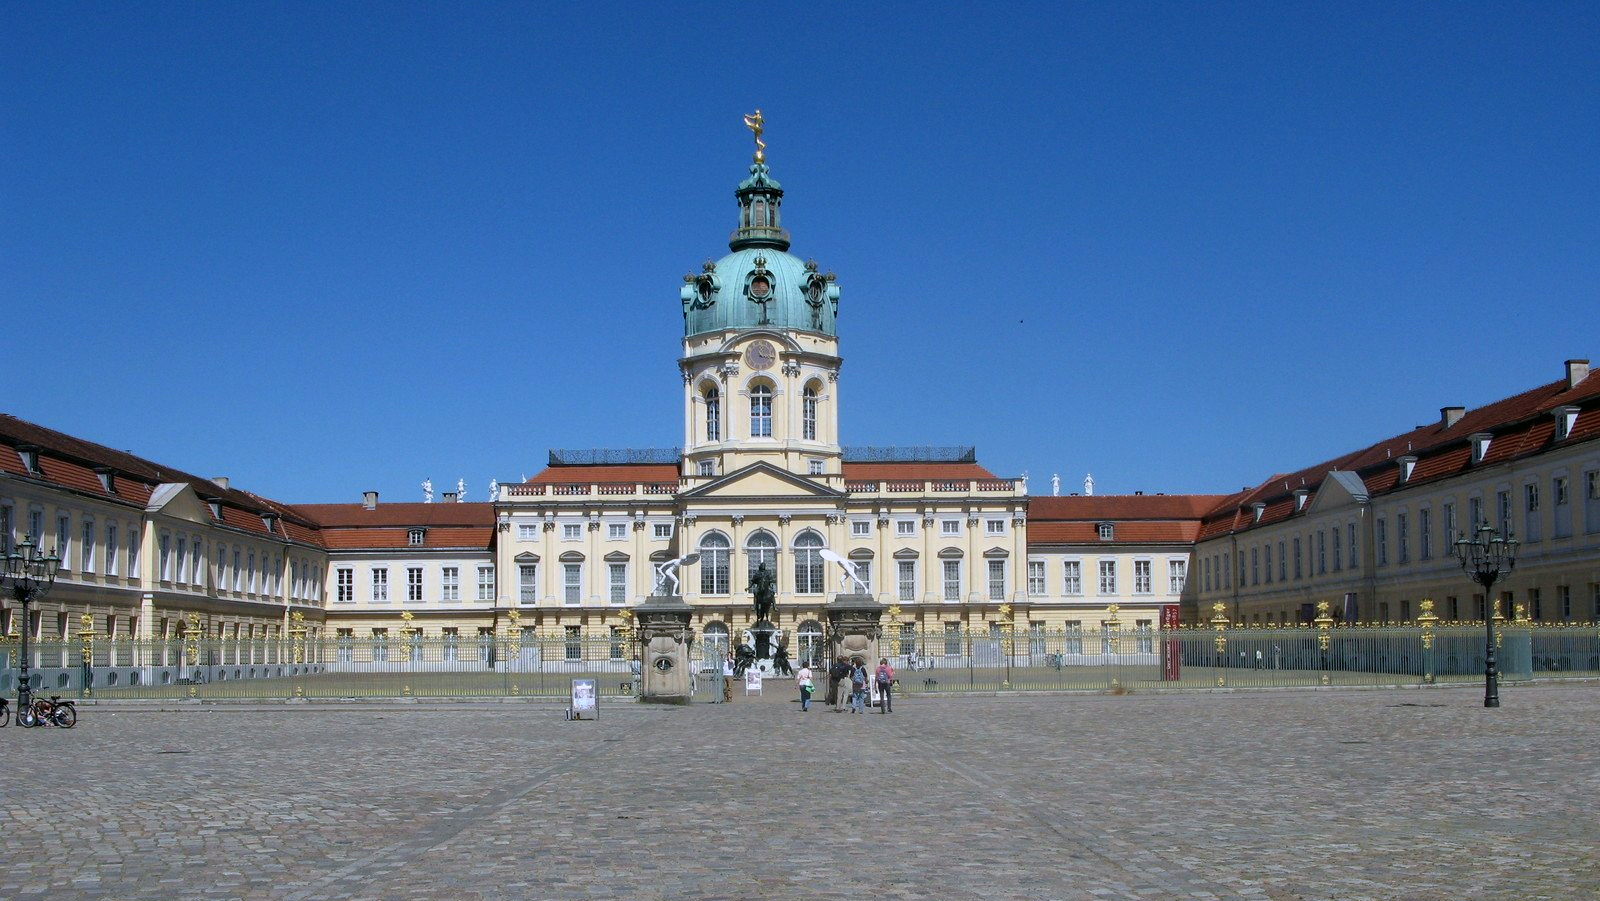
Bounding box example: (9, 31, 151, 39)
(1202, 557, 1211, 592)
(807, 459, 824, 475)
(1169, 559, 1187, 594)
(897, 560, 916, 602)
(1419, 509, 1432, 560)
(751, 389, 772, 437)
(1316, 532, 1325, 574)
(247, 552, 257, 594)
(1098, 560, 1116, 595)
(1586, 472, 1600, 533)
(896, 520, 915, 536)
(1348, 522, 1358, 569)
(519, 564, 537, 603)
(943, 621, 962, 656)
(941, 520, 960, 536)
(609, 562, 627, 604)
(1497, 489, 1511, 536)
(942, 560, 961, 601)
(159, 534, 171, 581)
(1558, 584, 1571, 621)
(105, 524, 118, 577)
(1276, 540, 1286, 581)
(563, 523, 582, 540)
(478, 566, 495, 601)
(1063, 560, 1082, 595)
(610, 625, 626, 660)
(1135, 619, 1153, 654)
(441, 567, 459, 602)
(1263, 544, 1272, 584)
(1524, 483, 1542, 542)
(372, 569, 389, 603)
(1529, 587, 1543, 621)
(1376, 519, 1387, 566)
(129, 529, 141, 581)
(563, 563, 582, 604)
(518, 523, 537, 540)
(563, 625, 583, 661)
(608, 523, 627, 540)
(699, 460, 716, 476)
(987, 559, 1006, 600)
(82, 521, 98, 573)
(1469, 496, 1483, 530)
(1134, 560, 1152, 594)
(1027, 561, 1045, 596)
(1332, 527, 1342, 572)
(193, 541, 204, 586)
(851, 520, 870, 537)
(986, 519, 1005, 535)
(408, 567, 424, 602)
(56, 514, 70, 570)
(337, 569, 354, 603)
(1553, 477, 1572, 538)
(654, 523, 673, 539)
(1443, 502, 1457, 544)
(1396, 513, 1409, 563)
(1250, 548, 1259, 585)
(1064, 621, 1083, 655)
(854, 560, 871, 594)
(371, 629, 388, 663)
(1293, 537, 1302, 579)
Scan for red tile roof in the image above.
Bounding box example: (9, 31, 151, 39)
(526, 464, 679, 485)
(1028, 521, 1201, 544)
(320, 526, 494, 551)
(294, 503, 496, 528)
(1027, 494, 1226, 521)
(842, 462, 998, 481)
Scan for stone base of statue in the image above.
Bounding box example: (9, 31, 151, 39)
(635, 595, 695, 705)
(751, 619, 776, 660)
(827, 593, 884, 667)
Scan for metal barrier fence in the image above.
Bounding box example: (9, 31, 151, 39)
(1, 623, 1595, 700)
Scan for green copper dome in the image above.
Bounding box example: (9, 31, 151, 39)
(681, 162, 840, 337)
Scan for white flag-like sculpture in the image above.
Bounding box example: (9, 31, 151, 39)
(651, 552, 701, 597)
(819, 548, 869, 595)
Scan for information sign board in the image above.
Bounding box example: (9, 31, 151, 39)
(744, 669, 763, 695)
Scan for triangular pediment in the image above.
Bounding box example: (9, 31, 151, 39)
(145, 482, 214, 526)
(678, 461, 844, 501)
(1306, 471, 1370, 513)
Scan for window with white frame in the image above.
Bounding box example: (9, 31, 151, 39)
(408, 529, 424, 546)
(1524, 482, 1541, 542)
(1098, 560, 1116, 594)
(851, 520, 870, 538)
(159, 534, 171, 581)
(1168, 559, 1187, 593)
(1331, 527, 1342, 572)
(232, 549, 242, 591)
(82, 521, 97, 573)
(897, 560, 916, 602)
(518, 524, 537, 540)
(407, 567, 423, 602)
(1419, 508, 1432, 560)
(942, 560, 961, 601)
(1553, 476, 1571, 538)
(987, 559, 1006, 600)
(699, 460, 715, 477)
(106, 524, 118, 577)
(442, 567, 460, 601)
(986, 519, 1005, 535)
(478, 566, 494, 601)
(943, 621, 963, 655)
(700, 532, 730, 594)
(248, 552, 257, 593)
(337, 569, 354, 603)
(1397, 512, 1409, 563)
(563, 523, 582, 540)
(1097, 522, 1114, 540)
(750, 384, 773, 437)
(1134, 560, 1152, 594)
(519, 564, 537, 603)
(896, 520, 915, 536)
(807, 459, 824, 475)
(1376, 518, 1387, 566)
(608, 523, 626, 540)
(653, 523, 673, 539)
(746, 530, 777, 582)
(802, 385, 818, 440)
(191, 540, 203, 586)
(853, 560, 871, 593)
(563, 563, 582, 604)
(1027, 560, 1045, 596)
(704, 384, 721, 441)
(794, 531, 825, 594)
(1347, 522, 1357, 568)
(372, 568, 389, 602)
(609, 563, 627, 603)
(1063, 560, 1082, 595)
(941, 520, 960, 536)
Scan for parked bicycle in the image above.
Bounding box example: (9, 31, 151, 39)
(17, 695, 77, 729)
(0, 697, 9, 727)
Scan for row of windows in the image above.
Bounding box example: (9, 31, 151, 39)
(0, 504, 143, 582)
(336, 566, 495, 604)
(517, 522, 677, 541)
(701, 383, 824, 443)
(1203, 523, 1360, 592)
(1021, 559, 1187, 597)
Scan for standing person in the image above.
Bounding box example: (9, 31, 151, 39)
(795, 663, 813, 711)
(828, 655, 849, 710)
(874, 657, 895, 713)
(722, 651, 736, 703)
(849, 657, 868, 714)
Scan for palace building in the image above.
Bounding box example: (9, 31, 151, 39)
(3, 121, 1597, 680)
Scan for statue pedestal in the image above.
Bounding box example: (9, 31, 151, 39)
(827, 593, 884, 667)
(635, 595, 695, 705)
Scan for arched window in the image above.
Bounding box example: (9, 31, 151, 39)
(794, 531, 825, 594)
(703, 621, 729, 670)
(797, 619, 825, 668)
(745, 530, 777, 584)
(750, 384, 772, 437)
(704, 384, 720, 442)
(699, 532, 731, 595)
(802, 385, 818, 440)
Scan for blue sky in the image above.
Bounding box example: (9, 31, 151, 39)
(4, 3, 1596, 504)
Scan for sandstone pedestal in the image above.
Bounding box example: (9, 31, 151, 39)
(827, 593, 884, 667)
(635, 595, 695, 705)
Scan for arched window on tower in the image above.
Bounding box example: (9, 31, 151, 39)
(802, 384, 818, 441)
(699, 532, 731, 595)
(746, 530, 777, 584)
(794, 531, 825, 594)
(704, 384, 720, 442)
(750, 384, 773, 438)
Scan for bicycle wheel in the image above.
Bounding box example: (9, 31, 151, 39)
(0, 704, 9, 727)
(53, 705, 77, 728)
(17, 705, 38, 728)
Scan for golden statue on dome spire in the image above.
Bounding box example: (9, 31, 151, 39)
(742, 108, 766, 164)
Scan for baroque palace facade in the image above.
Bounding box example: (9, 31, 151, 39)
(3, 127, 1599, 670)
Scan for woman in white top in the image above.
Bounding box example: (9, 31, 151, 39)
(795, 664, 814, 711)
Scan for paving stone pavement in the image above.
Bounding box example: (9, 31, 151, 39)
(1, 682, 1597, 901)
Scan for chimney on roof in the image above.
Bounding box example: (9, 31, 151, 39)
(442, 492, 458, 503)
(1566, 359, 1590, 389)
(1440, 406, 1466, 429)
(1134, 490, 1144, 496)
(363, 491, 378, 510)
(212, 477, 230, 490)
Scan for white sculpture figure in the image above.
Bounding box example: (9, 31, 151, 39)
(1051, 473, 1060, 496)
(488, 479, 499, 502)
(422, 478, 434, 503)
(1084, 473, 1095, 496)
(651, 552, 701, 597)
(456, 478, 466, 502)
(1021, 470, 1029, 492)
(818, 548, 869, 594)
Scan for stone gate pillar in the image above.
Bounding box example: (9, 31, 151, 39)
(635, 595, 695, 705)
(827, 593, 884, 668)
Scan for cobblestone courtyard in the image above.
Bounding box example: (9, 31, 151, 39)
(2, 683, 1596, 901)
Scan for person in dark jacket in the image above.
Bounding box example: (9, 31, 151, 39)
(827, 655, 850, 709)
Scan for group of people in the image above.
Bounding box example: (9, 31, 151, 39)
(794, 656, 894, 713)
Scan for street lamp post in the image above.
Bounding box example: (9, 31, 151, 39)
(1453, 521, 1518, 708)
(4, 535, 62, 713)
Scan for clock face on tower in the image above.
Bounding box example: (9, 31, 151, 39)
(746, 340, 776, 371)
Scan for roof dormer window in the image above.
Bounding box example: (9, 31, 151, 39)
(95, 467, 117, 494)
(1397, 455, 1417, 484)
(261, 513, 279, 534)
(1097, 522, 1114, 541)
(16, 444, 40, 475)
(206, 498, 223, 521)
(1554, 405, 1579, 441)
(1251, 502, 1266, 524)
(1293, 489, 1310, 513)
(408, 529, 426, 546)
(1470, 432, 1493, 464)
